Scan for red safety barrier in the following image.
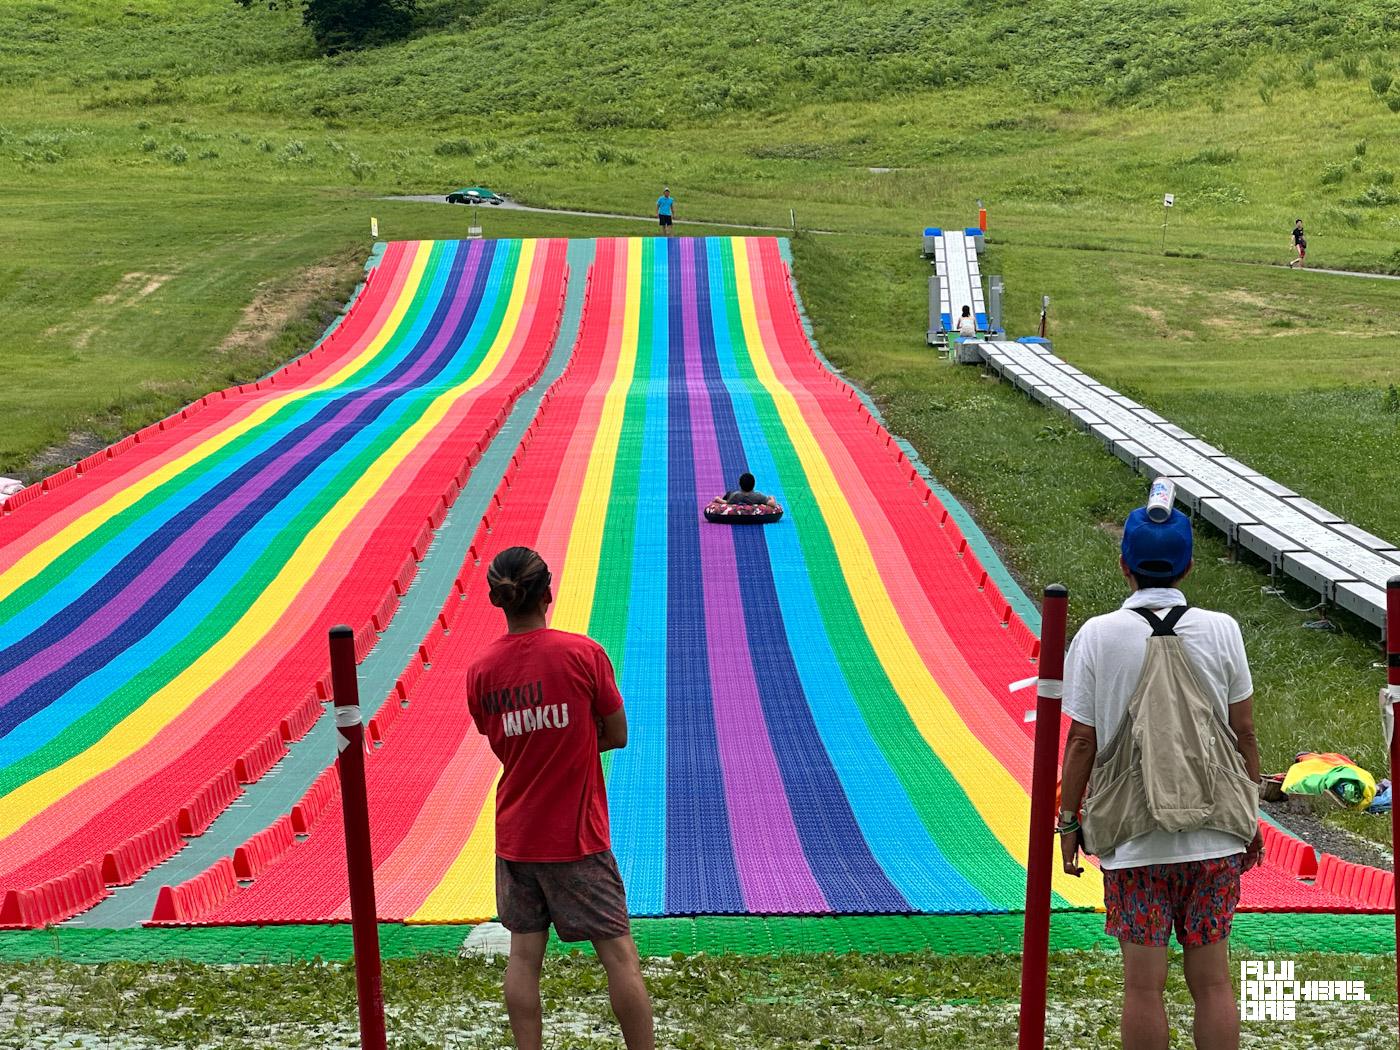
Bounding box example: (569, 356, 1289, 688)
(1018, 584, 1068, 1050)
(177, 769, 242, 836)
(40, 465, 78, 492)
(371, 587, 400, 632)
(353, 620, 377, 663)
(1259, 821, 1318, 879)
(411, 519, 434, 562)
(233, 731, 288, 784)
(367, 694, 403, 745)
(233, 815, 297, 880)
(279, 691, 323, 744)
(1, 485, 41, 515)
(394, 653, 426, 701)
(0, 861, 109, 928)
(420, 619, 448, 664)
(393, 553, 418, 596)
(291, 768, 341, 835)
(76, 451, 105, 476)
(1317, 852, 1394, 912)
(148, 857, 238, 924)
(101, 817, 184, 886)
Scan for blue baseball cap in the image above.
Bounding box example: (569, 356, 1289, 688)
(1121, 506, 1193, 579)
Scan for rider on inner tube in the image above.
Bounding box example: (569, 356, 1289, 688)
(721, 473, 779, 509)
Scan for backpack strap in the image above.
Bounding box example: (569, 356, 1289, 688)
(1132, 605, 1190, 636)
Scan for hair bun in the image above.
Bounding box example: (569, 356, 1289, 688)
(489, 580, 521, 609)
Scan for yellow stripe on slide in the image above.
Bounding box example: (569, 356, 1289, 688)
(730, 240, 1102, 908)
(549, 238, 642, 633)
(407, 774, 500, 924)
(0, 242, 537, 835)
(0, 241, 436, 604)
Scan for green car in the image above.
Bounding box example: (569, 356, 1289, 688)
(445, 186, 504, 205)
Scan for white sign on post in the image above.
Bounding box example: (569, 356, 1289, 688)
(371, 217, 379, 238)
(1163, 194, 1175, 208)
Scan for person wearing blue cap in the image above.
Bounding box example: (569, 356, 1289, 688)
(1057, 504, 1263, 1050)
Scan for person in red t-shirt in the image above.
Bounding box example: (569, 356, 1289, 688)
(467, 546, 654, 1050)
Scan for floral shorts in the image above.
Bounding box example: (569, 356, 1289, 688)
(1102, 855, 1242, 948)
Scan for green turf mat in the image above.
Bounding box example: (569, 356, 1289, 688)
(3, 913, 1391, 964)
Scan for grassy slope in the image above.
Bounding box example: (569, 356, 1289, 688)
(1, 0, 1398, 835)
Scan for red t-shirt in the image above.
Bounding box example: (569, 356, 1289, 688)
(466, 628, 623, 862)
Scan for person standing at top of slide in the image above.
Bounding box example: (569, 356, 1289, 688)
(465, 546, 655, 1050)
(956, 305, 977, 337)
(1288, 218, 1306, 268)
(656, 186, 675, 236)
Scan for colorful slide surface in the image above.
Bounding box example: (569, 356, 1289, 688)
(0, 239, 568, 927)
(192, 235, 1098, 924)
(6, 235, 1368, 929)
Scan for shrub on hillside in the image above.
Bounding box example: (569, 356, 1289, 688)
(234, 0, 417, 55)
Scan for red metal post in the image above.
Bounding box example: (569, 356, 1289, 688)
(330, 625, 387, 1050)
(1018, 584, 1069, 1050)
(1388, 578, 1400, 1041)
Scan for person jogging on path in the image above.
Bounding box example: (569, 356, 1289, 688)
(1289, 218, 1307, 268)
(466, 546, 655, 1050)
(656, 187, 675, 236)
(1058, 505, 1263, 1050)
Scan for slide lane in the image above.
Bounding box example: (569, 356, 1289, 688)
(0, 240, 568, 924)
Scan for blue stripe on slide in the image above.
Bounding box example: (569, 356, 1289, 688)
(609, 239, 670, 915)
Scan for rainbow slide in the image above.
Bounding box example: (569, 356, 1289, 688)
(5, 235, 1362, 928)
(0, 239, 569, 927)
(189, 235, 1108, 924)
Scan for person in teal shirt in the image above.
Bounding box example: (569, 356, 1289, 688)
(656, 187, 675, 237)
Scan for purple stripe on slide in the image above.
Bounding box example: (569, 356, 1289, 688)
(0, 246, 488, 700)
(678, 240, 828, 913)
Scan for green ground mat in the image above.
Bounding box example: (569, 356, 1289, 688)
(1, 913, 1391, 964)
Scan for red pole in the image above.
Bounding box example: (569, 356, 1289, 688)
(330, 625, 387, 1050)
(1388, 578, 1400, 1041)
(1018, 584, 1069, 1050)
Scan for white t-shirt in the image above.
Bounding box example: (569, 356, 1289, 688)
(957, 315, 976, 336)
(1063, 587, 1254, 869)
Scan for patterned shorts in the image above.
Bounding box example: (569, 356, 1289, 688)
(1102, 855, 1242, 948)
(496, 849, 631, 944)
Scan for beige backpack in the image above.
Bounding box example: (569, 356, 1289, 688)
(1080, 606, 1258, 856)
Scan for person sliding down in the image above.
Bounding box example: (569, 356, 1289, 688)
(722, 472, 778, 508)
